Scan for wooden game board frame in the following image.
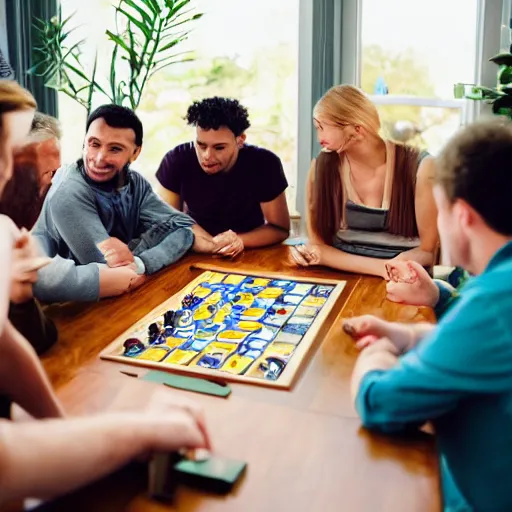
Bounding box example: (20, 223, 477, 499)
(100, 265, 346, 389)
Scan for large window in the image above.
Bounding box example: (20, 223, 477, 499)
(359, 0, 479, 154)
(58, 0, 299, 208)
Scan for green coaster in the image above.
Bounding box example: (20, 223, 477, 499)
(142, 370, 231, 398)
(174, 455, 247, 493)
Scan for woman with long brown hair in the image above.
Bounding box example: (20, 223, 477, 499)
(290, 85, 439, 277)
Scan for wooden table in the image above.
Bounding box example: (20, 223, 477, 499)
(39, 246, 440, 512)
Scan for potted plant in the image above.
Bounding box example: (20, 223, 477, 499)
(29, 0, 203, 116)
(455, 45, 512, 118)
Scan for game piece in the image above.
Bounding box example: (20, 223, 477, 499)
(123, 338, 145, 356)
(174, 454, 247, 494)
(148, 452, 181, 502)
(101, 269, 346, 389)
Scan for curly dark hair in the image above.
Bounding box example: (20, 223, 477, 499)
(185, 97, 250, 137)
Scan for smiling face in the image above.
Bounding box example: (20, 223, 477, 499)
(194, 126, 245, 175)
(83, 118, 141, 182)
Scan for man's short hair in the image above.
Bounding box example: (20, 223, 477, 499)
(437, 118, 512, 236)
(29, 112, 62, 142)
(185, 97, 250, 137)
(86, 104, 143, 146)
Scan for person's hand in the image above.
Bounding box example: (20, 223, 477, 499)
(143, 388, 212, 452)
(213, 230, 244, 258)
(10, 229, 47, 304)
(99, 265, 147, 298)
(342, 314, 415, 353)
(0, 214, 19, 243)
(385, 260, 439, 307)
(288, 244, 323, 267)
(97, 237, 135, 268)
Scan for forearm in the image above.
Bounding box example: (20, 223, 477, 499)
(99, 265, 140, 298)
(0, 414, 147, 503)
(0, 219, 16, 334)
(34, 257, 100, 302)
(239, 224, 289, 249)
(191, 224, 217, 254)
(320, 245, 387, 277)
(0, 321, 63, 419)
(138, 227, 194, 274)
(398, 322, 435, 352)
(350, 346, 398, 405)
(395, 246, 435, 267)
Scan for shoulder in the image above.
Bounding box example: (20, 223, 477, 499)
(416, 155, 436, 184)
(242, 144, 282, 167)
(128, 168, 151, 189)
(47, 162, 93, 209)
(161, 142, 195, 165)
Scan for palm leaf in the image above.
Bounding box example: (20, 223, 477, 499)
(122, 0, 154, 26)
(116, 6, 152, 39)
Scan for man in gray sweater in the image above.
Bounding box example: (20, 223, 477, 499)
(32, 105, 223, 302)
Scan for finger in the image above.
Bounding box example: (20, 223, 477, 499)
(343, 315, 384, 339)
(386, 282, 406, 303)
(15, 271, 38, 284)
(355, 335, 379, 350)
(183, 406, 212, 451)
(406, 260, 430, 279)
(218, 244, 235, 256)
(290, 247, 309, 266)
(14, 232, 30, 249)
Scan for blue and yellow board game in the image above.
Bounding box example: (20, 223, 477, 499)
(101, 269, 345, 389)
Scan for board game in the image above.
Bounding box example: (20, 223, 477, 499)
(100, 266, 346, 389)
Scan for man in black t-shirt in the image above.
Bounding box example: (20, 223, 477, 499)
(156, 97, 290, 257)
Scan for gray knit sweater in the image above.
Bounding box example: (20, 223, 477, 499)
(32, 161, 195, 302)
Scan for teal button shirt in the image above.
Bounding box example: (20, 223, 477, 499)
(356, 241, 512, 511)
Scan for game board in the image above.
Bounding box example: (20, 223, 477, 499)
(100, 266, 346, 389)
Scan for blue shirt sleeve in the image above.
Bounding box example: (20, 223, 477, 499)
(133, 181, 196, 274)
(433, 279, 459, 319)
(356, 295, 512, 432)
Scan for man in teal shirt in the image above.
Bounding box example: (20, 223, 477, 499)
(345, 119, 512, 511)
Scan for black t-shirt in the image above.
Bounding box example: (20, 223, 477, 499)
(156, 142, 288, 236)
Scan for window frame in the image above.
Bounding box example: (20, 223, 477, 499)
(296, 0, 504, 226)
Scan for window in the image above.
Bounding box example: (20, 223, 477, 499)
(58, 0, 300, 209)
(359, 0, 479, 154)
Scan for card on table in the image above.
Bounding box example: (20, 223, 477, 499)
(174, 455, 247, 494)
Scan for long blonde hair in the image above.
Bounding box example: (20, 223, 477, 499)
(310, 84, 420, 243)
(313, 84, 381, 136)
(0, 80, 37, 118)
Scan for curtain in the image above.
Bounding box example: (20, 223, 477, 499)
(6, 0, 58, 116)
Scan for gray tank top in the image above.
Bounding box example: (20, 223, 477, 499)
(333, 143, 427, 259)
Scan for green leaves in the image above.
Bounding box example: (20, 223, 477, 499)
(30, 0, 203, 113)
(111, 0, 203, 109)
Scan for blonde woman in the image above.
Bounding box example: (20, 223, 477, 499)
(290, 85, 439, 277)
